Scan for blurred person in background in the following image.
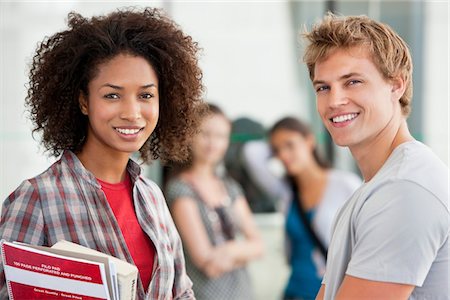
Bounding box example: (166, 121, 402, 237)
(165, 104, 263, 300)
(269, 116, 361, 300)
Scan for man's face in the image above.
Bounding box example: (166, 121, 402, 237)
(313, 46, 404, 151)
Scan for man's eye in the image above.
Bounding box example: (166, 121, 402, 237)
(316, 86, 329, 93)
(348, 80, 362, 85)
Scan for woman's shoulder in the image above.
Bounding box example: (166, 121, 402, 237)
(164, 175, 197, 204)
(28, 150, 96, 187)
(222, 175, 245, 202)
(165, 173, 192, 191)
(222, 175, 241, 188)
(25, 157, 70, 187)
(4, 158, 68, 205)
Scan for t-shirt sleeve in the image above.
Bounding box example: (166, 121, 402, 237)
(164, 179, 197, 206)
(346, 180, 449, 286)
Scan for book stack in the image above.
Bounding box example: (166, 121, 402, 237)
(1, 240, 138, 300)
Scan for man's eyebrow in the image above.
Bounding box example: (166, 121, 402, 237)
(313, 72, 362, 86)
(312, 79, 326, 86)
(340, 72, 362, 79)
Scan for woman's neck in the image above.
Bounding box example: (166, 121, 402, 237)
(294, 161, 327, 191)
(188, 161, 216, 180)
(293, 161, 328, 210)
(76, 146, 130, 183)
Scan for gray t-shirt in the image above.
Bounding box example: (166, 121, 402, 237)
(323, 141, 449, 300)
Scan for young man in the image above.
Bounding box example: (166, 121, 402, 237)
(303, 14, 449, 300)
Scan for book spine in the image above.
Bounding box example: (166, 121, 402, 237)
(119, 276, 136, 300)
(1, 242, 15, 300)
(5, 280, 14, 300)
(130, 277, 136, 300)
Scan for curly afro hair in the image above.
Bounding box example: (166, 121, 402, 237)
(26, 7, 205, 163)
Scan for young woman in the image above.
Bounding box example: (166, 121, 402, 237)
(269, 117, 361, 300)
(0, 8, 204, 299)
(165, 104, 263, 300)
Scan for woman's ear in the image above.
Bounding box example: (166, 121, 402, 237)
(79, 93, 88, 115)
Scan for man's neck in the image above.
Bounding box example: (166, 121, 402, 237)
(351, 120, 413, 182)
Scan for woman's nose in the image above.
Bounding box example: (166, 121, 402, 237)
(120, 98, 141, 121)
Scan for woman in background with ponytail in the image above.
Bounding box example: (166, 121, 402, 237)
(269, 116, 360, 300)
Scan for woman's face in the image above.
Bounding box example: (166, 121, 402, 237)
(79, 53, 159, 157)
(191, 114, 231, 165)
(270, 129, 315, 176)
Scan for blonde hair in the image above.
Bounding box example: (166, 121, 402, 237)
(303, 13, 413, 116)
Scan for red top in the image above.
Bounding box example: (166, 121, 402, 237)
(98, 173, 156, 291)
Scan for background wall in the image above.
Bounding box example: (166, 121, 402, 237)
(423, 1, 449, 165)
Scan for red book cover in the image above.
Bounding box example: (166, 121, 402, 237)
(1, 240, 112, 300)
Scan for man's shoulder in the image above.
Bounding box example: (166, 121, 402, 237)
(389, 141, 447, 177)
(369, 180, 447, 213)
(329, 169, 362, 188)
(349, 176, 448, 231)
(370, 141, 448, 206)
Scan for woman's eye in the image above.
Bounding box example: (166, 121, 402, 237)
(271, 147, 280, 156)
(104, 93, 119, 99)
(140, 93, 154, 100)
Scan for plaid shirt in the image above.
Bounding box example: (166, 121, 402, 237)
(0, 151, 194, 300)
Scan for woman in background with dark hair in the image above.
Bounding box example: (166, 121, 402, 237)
(0, 8, 204, 299)
(165, 104, 263, 300)
(269, 117, 360, 300)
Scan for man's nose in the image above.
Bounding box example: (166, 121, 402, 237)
(328, 87, 349, 108)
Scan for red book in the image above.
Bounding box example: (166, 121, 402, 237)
(1, 240, 113, 300)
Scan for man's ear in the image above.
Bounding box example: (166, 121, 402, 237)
(79, 93, 88, 115)
(391, 75, 406, 102)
